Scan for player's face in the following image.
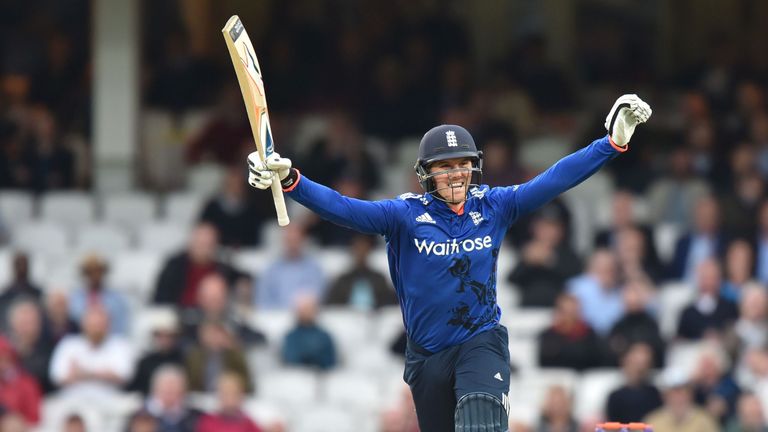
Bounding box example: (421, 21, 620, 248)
(429, 157, 473, 204)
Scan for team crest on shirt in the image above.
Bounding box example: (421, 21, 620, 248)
(469, 211, 483, 226)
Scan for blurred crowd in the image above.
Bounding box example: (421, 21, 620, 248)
(2, 0, 768, 431)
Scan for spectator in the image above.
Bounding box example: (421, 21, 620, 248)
(476, 124, 525, 188)
(298, 110, 381, 193)
(645, 368, 719, 432)
(380, 384, 420, 432)
(721, 239, 757, 303)
(43, 290, 78, 344)
(535, 385, 578, 432)
(324, 234, 397, 311)
(68, 254, 130, 335)
(0, 413, 28, 432)
(508, 208, 582, 307)
(724, 393, 767, 432)
(256, 224, 326, 309)
(128, 365, 200, 432)
(725, 284, 768, 371)
(606, 343, 663, 424)
(305, 177, 366, 247)
(125, 411, 157, 432)
(0, 336, 41, 424)
(49, 307, 134, 399)
(668, 195, 728, 281)
(6, 300, 53, 392)
(754, 199, 768, 285)
(127, 308, 184, 395)
(606, 278, 665, 367)
(567, 249, 623, 336)
(720, 171, 765, 238)
(736, 348, 768, 410)
(21, 107, 75, 192)
(594, 190, 661, 269)
(647, 146, 711, 227)
(184, 320, 252, 393)
(691, 343, 741, 425)
(180, 273, 265, 347)
(506, 199, 574, 255)
(615, 226, 665, 284)
(282, 294, 337, 370)
(0, 252, 42, 329)
(677, 259, 739, 340)
(153, 223, 247, 307)
(196, 372, 262, 432)
(184, 87, 251, 166)
(199, 164, 271, 248)
(61, 413, 87, 432)
(538, 293, 603, 371)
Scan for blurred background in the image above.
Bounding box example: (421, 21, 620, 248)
(1, 0, 768, 431)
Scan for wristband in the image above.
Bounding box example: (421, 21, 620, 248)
(280, 168, 300, 189)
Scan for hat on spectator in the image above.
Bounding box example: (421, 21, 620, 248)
(146, 307, 179, 334)
(80, 253, 109, 274)
(659, 367, 691, 389)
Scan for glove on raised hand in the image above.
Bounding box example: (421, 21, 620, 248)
(247, 152, 294, 190)
(604, 94, 652, 147)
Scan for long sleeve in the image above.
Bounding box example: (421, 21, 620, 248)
(491, 136, 624, 224)
(49, 338, 73, 385)
(285, 174, 403, 237)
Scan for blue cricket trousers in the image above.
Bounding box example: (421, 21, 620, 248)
(404, 325, 511, 431)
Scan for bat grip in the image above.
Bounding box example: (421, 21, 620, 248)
(270, 179, 290, 226)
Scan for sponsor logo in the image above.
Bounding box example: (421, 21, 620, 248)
(469, 187, 486, 199)
(413, 235, 493, 256)
(469, 211, 483, 226)
(494, 372, 503, 382)
(415, 212, 436, 224)
(446, 130, 458, 147)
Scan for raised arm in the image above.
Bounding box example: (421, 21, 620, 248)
(499, 94, 652, 219)
(513, 135, 623, 215)
(247, 153, 399, 236)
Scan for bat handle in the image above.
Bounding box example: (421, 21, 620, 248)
(270, 179, 290, 226)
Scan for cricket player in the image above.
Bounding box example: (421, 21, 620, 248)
(247, 95, 651, 431)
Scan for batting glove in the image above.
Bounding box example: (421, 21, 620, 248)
(604, 94, 652, 147)
(247, 152, 296, 190)
(247, 152, 274, 190)
(264, 153, 292, 181)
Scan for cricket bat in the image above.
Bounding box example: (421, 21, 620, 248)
(222, 15, 289, 226)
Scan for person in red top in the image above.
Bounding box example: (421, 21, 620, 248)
(197, 372, 261, 432)
(537, 293, 605, 371)
(152, 223, 248, 307)
(0, 335, 42, 424)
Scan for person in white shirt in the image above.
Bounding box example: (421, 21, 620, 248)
(49, 306, 134, 399)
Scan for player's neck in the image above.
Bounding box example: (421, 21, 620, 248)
(447, 201, 465, 215)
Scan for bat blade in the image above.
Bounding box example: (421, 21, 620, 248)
(222, 15, 289, 226)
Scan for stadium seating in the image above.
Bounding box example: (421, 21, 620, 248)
(0, 190, 34, 228)
(73, 223, 132, 257)
(102, 192, 158, 232)
(39, 191, 95, 230)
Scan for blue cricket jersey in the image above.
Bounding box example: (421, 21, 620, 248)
(285, 135, 624, 352)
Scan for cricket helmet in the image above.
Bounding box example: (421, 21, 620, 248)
(414, 124, 483, 201)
